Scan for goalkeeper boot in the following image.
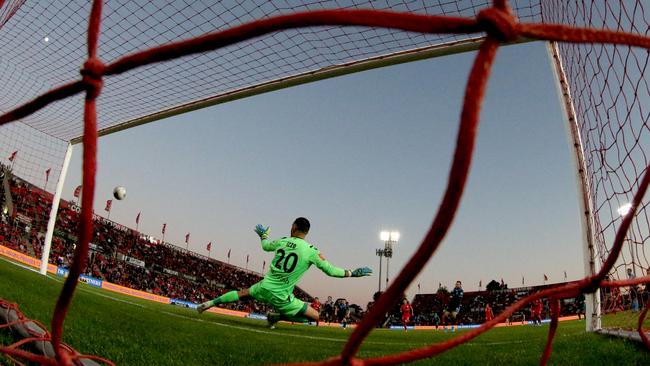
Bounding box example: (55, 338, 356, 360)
(197, 301, 211, 314)
(267, 312, 281, 329)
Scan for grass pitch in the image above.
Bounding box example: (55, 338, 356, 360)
(1, 258, 649, 365)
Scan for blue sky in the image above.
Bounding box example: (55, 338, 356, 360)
(61, 40, 583, 306)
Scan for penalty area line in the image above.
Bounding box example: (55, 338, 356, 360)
(0, 256, 41, 274)
(162, 311, 354, 343)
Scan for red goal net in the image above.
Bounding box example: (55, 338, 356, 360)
(0, 0, 649, 365)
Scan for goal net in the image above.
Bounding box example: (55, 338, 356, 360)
(543, 0, 650, 336)
(0, 0, 649, 364)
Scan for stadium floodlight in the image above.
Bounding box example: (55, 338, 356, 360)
(375, 248, 384, 292)
(380, 231, 400, 242)
(617, 203, 632, 216)
(380, 231, 390, 241)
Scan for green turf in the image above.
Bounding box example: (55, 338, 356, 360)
(602, 309, 650, 331)
(1, 258, 649, 365)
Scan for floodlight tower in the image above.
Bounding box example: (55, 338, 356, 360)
(375, 248, 384, 292)
(380, 231, 399, 288)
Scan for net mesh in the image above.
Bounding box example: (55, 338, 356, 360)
(0, 122, 67, 193)
(0, 0, 542, 142)
(1, 0, 650, 365)
(542, 0, 650, 320)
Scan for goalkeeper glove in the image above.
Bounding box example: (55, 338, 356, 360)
(351, 267, 372, 277)
(254, 224, 270, 240)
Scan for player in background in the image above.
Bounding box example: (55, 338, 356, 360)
(197, 217, 372, 329)
(530, 298, 543, 326)
(642, 268, 650, 309)
(323, 296, 334, 324)
(400, 298, 413, 331)
(310, 297, 322, 326)
(575, 293, 585, 320)
(432, 311, 440, 330)
(336, 299, 350, 329)
(484, 303, 494, 323)
(443, 281, 464, 332)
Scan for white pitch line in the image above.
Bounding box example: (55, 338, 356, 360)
(162, 311, 357, 343)
(0, 256, 41, 273)
(57, 278, 146, 308)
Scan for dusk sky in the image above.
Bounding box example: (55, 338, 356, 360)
(59, 40, 584, 306)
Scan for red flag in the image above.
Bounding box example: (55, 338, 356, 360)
(73, 185, 82, 198)
(45, 168, 51, 182)
(136, 212, 141, 225)
(206, 242, 212, 251)
(185, 233, 190, 244)
(227, 249, 231, 259)
(162, 223, 167, 234)
(104, 199, 112, 212)
(8, 151, 17, 162)
(544, 274, 549, 281)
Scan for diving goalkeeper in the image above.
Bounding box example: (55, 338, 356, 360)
(197, 217, 372, 328)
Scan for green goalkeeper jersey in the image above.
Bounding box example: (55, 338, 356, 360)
(259, 236, 346, 298)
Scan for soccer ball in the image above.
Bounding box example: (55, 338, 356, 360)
(113, 186, 127, 200)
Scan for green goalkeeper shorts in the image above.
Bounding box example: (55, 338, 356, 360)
(249, 282, 307, 317)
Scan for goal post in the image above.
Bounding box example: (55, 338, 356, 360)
(542, 0, 650, 336)
(546, 40, 601, 332)
(39, 143, 73, 275)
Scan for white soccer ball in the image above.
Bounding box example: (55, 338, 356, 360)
(113, 186, 127, 200)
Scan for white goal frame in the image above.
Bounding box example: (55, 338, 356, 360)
(39, 37, 613, 335)
(546, 41, 602, 332)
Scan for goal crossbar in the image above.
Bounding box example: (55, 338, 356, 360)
(70, 36, 533, 145)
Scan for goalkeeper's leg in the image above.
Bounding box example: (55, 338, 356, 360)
(283, 306, 319, 323)
(267, 305, 319, 328)
(267, 299, 320, 329)
(197, 288, 250, 314)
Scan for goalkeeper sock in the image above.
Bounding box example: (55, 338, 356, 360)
(211, 291, 240, 306)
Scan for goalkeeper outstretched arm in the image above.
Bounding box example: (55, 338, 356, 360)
(310, 251, 372, 278)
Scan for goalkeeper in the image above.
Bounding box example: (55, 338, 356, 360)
(197, 217, 372, 328)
